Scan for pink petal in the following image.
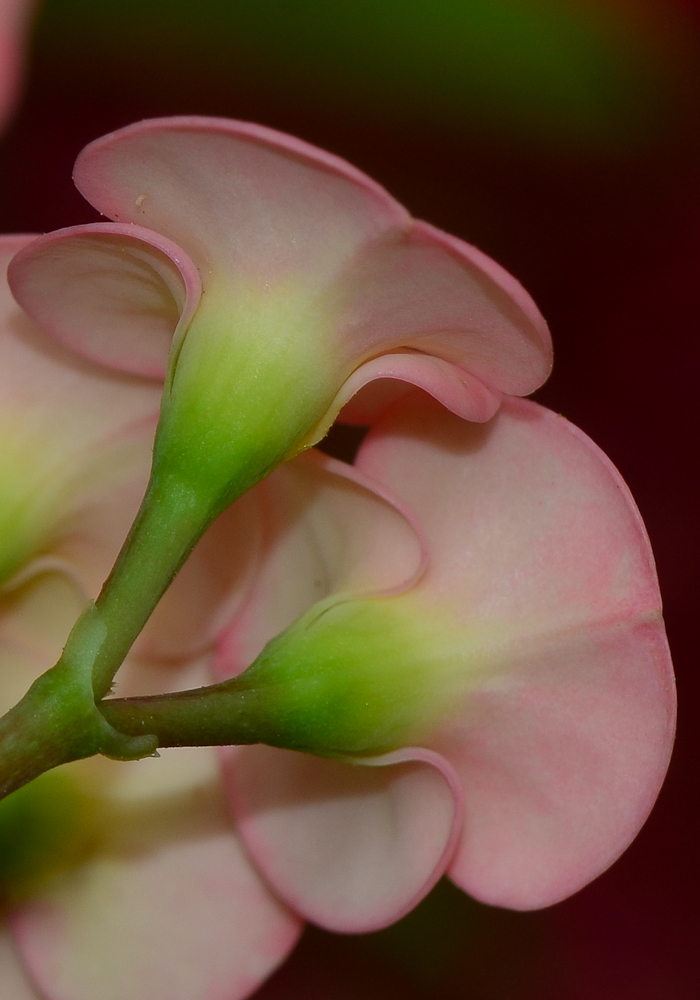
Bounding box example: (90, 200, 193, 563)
(0, 233, 160, 589)
(441, 620, 674, 910)
(335, 352, 503, 426)
(214, 449, 422, 676)
(12, 747, 301, 1000)
(213, 452, 462, 931)
(0, 928, 41, 999)
(355, 392, 675, 909)
(72, 117, 410, 290)
(0, 572, 87, 716)
(224, 744, 462, 933)
(331, 220, 551, 406)
(0, 232, 160, 473)
(8, 224, 202, 378)
(13, 119, 550, 425)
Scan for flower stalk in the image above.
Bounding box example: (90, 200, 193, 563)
(0, 604, 157, 798)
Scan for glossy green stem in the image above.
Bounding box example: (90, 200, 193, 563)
(0, 469, 218, 799)
(0, 608, 158, 798)
(89, 470, 214, 699)
(99, 677, 271, 749)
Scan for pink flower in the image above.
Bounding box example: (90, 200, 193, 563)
(0, 0, 36, 132)
(9, 116, 552, 515)
(213, 391, 675, 932)
(0, 237, 300, 1000)
(3, 117, 674, 997)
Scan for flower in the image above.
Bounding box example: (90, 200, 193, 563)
(9, 115, 552, 519)
(206, 390, 675, 932)
(6, 118, 557, 758)
(1, 117, 674, 996)
(0, 238, 301, 1000)
(0, 0, 35, 131)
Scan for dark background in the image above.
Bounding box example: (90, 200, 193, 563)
(1, 2, 698, 996)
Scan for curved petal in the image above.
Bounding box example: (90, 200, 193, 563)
(214, 452, 457, 931)
(224, 743, 461, 933)
(12, 747, 301, 1000)
(335, 352, 503, 426)
(354, 392, 675, 909)
(12, 119, 550, 432)
(331, 220, 551, 401)
(357, 393, 665, 645)
(72, 117, 410, 289)
(441, 619, 674, 910)
(0, 929, 41, 999)
(0, 234, 160, 585)
(8, 224, 202, 378)
(0, 235, 160, 442)
(214, 449, 423, 677)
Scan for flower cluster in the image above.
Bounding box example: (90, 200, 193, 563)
(0, 29, 675, 1000)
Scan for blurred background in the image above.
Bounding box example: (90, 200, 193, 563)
(1, 1, 699, 997)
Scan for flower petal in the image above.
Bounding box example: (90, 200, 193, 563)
(335, 352, 503, 426)
(355, 392, 675, 908)
(8, 224, 201, 378)
(224, 744, 462, 933)
(12, 747, 301, 1000)
(13, 120, 550, 431)
(0, 235, 160, 441)
(214, 449, 423, 676)
(0, 572, 86, 716)
(72, 117, 410, 289)
(0, 234, 160, 585)
(441, 619, 674, 910)
(214, 451, 459, 930)
(0, 928, 40, 999)
(328, 220, 551, 414)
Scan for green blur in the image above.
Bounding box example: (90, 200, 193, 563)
(0, 770, 94, 906)
(33, 0, 680, 150)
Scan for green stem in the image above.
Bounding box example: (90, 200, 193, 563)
(0, 610, 158, 798)
(99, 676, 276, 750)
(89, 470, 214, 699)
(0, 471, 217, 799)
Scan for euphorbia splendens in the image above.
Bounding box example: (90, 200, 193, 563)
(0, 237, 301, 999)
(0, 118, 675, 999)
(5, 116, 553, 782)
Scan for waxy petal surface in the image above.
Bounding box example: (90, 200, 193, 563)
(9, 225, 201, 378)
(0, 235, 160, 586)
(0, 929, 40, 999)
(10, 119, 551, 433)
(12, 746, 301, 1000)
(214, 449, 423, 674)
(214, 451, 462, 930)
(217, 392, 672, 917)
(355, 393, 675, 908)
(0, 236, 160, 454)
(225, 745, 461, 933)
(331, 220, 550, 396)
(72, 117, 410, 287)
